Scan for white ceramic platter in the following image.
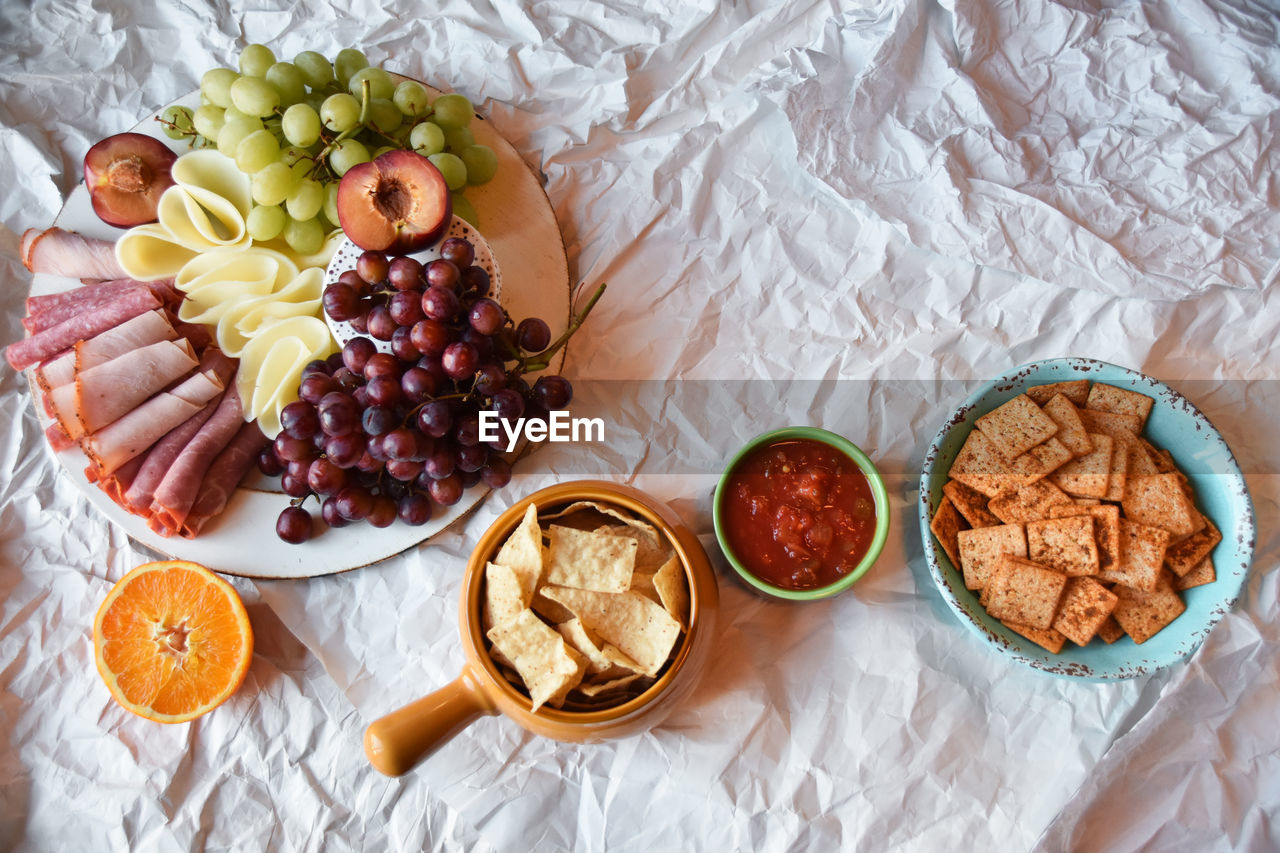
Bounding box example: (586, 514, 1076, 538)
(29, 86, 569, 578)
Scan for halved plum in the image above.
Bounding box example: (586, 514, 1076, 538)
(83, 132, 178, 228)
(336, 149, 452, 254)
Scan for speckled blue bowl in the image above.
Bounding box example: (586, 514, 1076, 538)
(918, 358, 1255, 680)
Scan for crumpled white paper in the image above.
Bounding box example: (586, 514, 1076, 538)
(1, 1, 1278, 851)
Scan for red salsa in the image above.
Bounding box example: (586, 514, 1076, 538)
(722, 438, 877, 590)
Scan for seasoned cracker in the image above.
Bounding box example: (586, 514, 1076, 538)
(1048, 504, 1121, 571)
(1049, 433, 1112, 498)
(1096, 614, 1125, 644)
(943, 480, 1002, 528)
(929, 497, 966, 569)
(1101, 431, 1130, 502)
(1040, 394, 1093, 458)
(1078, 408, 1145, 440)
(948, 429, 1017, 497)
(975, 394, 1060, 460)
(1123, 473, 1203, 539)
(1124, 434, 1161, 478)
(1086, 383, 1155, 430)
(1165, 519, 1222, 577)
(988, 480, 1072, 525)
(956, 524, 1027, 591)
(1009, 437, 1074, 484)
(1025, 380, 1090, 408)
(1027, 515, 1100, 577)
(1172, 556, 1216, 591)
(1002, 620, 1067, 654)
(1098, 519, 1170, 591)
(1112, 573, 1186, 644)
(984, 555, 1068, 630)
(1052, 577, 1118, 646)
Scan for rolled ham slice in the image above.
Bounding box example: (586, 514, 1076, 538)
(149, 380, 246, 536)
(92, 454, 145, 504)
(36, 310, 176, 393)
(82, 348, 233, 477)
(48, 338, 197, 440)
(5, 287, 162, 372)
(181, 422, 269, 537)
(45, 421, 76, 452)
(21, 227, 128, 281)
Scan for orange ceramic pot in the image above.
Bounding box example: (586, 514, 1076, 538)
(364, 480, 720, 776)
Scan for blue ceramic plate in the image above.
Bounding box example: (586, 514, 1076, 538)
(918, 358, 1255, 680)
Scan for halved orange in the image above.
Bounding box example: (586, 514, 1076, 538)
(93, 560, 254, 724)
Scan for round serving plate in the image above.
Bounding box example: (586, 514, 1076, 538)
(28, 83, 570, 578)
(918, 358, 1255, 680)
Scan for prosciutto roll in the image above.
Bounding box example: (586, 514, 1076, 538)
(35, 310, 176, 392)
(5, 287, 162, 372)
(20, 227, 128, 281)
(48, 338, 197, 439)
(180, 421, 269, 537)
(149, 381, 246, 536)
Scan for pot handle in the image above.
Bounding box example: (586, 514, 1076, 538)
(364, 667, 496, 776)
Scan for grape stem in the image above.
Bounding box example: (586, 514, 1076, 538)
(308, 78, 374, 181)
(520, 281, 606, 373)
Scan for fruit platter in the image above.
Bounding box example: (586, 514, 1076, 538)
(11, 45, 595, 578)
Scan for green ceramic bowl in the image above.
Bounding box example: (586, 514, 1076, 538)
(713, 427, 891, 601)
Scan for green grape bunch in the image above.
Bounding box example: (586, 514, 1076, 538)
(155, 44, 497, 255)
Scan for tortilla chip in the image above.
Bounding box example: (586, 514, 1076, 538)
(532, 588, 578, 624)
(949, 429, 1017, 497)
(975, 394, 1060, 460)
(651, 556, 691, 630)
(545, 525, 637, 593)
(1002, 620, 1067, 654)
(930, 497, 966, 570)
(956, 524, 1027, 591)
(555, 618, 643, 675)
(943, 480, 1002, 528)
(1048, 433, 1112, 498)
(1052, 577, 1118, 645)
(1027, 515, 1100, 577)
(1040, 394, 1093, 458)
(1098, 519, 1169, 591)
(1165, 519, 1221, 577)
(483, 562, 530, 634)
(1009, 437, 1073, 484)
(1122, 474, 1203, 539)
(540, 586, 682, 677)
(594, 522, 673, 572)
(487, 609, 588, 711)
(987, 480, 1072, 524)
(1025, 380, 1090, 407)
(1086, 383, 1155, 430)
(577, 674, 644, 697)
(494, 503, 545, 589)
(1172, 556, 1216, 591)
(984, 555, 1068, 630)
(1112, 573, 1185, 644)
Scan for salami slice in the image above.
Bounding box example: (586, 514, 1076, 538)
(181, 421, 269, 537)
(21, 227, 128, 281)
(5, 287, 162, 372)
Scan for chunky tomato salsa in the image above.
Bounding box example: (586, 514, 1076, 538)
(722, 438, 877, 590)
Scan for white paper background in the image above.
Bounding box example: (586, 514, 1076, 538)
(1, 0, 1277, 850)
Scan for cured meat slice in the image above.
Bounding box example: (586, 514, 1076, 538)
(181, 422, 269, 537)
(45, 421, 76, 452)
(82, 348, 233, 476)
(24, 279, 142, 328)
(5, 287, 162, 372)
(56, 338, 197, 439)
(149, 380, 246, 536)
(20, 227, 128, 281)
(94, 454, 145, 504)
(35, 310, 176, 392)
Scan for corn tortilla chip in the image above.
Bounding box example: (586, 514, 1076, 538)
(487, 609, 588, 711)
(546, 525, 637, 593)
(555, 618, 643, 675)
(483, 562, 530, 634)
(540, 586, 681, 677)
(495, 503, 545, 589)
(651, 556, 691, 630)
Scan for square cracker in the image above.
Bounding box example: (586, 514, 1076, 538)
(1025, 380, 1090, 408)
(1041, 394, 1093, 458)
(1101, 431, 1130, 502)
(948, 430, 1017, 497)
(1086, 383, 1155, 430)
(1052, 577, 1118, 646)
(975, 394, 1060, 461)
(1123, 474, 1204, 539)
(984, 555, 1068, 630)
(1173, 556, 1216, 591)
(987, 480, 1072, 524)
(1124, 435, 1161, 478)
(1027, 515, 1100, 576)
(1009, 437, 1073, 485)
(1078, 408, 1144, 441)
(1113, 573, 1186, 644)
(956, 524, 1027, 591)
(930, 497, 966, 570)
(1048, 504, 1121, 571)
(1002, 620, 1066, 654)
(1096, 614, 1125, 644)
(1165, 519, 1221, 577)
(943, 480, 1002, 528)
(1049, 433, 1112, 498)
(1098, 519, 1170, 591)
